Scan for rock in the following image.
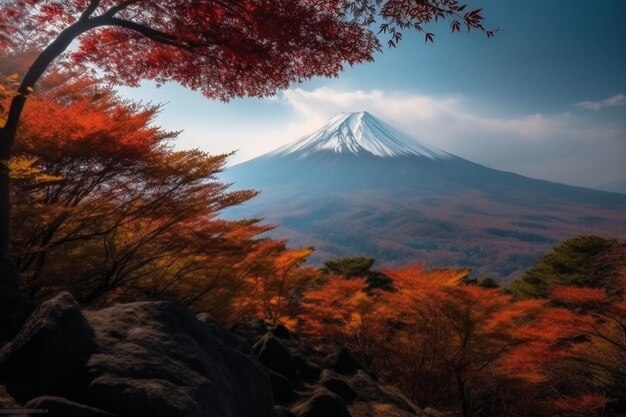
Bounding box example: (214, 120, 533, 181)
(24, 396, 117, 417)
(272, 324, 292, 339)
(319, 371, 356, 405)
(264, 367, 296, 404)
(292, 392, 351, 417)
(0, 291, 97, 402)
(0, 385, 19, 409)
(271, 406, 297, 417)
(84, 300, 272, 417)
(196, 313, 251, 355)
(252, 333, 298, 380)
(349, 370, 414, 412)
(325, 348, 363, 376)
(230, 318, 268, 345)
(293, 356, 322, 381)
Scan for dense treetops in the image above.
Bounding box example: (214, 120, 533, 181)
(510, 235, 625, 299)
(0, 0, 489, 101)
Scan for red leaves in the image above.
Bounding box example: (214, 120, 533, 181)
(554, 393, 611, 416)
(551, 285, 609, 306)
(1, 1, 493, 99)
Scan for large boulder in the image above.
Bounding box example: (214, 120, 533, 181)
(0, 291, 96, 402)
(291, 392, 351, 417)
(196, 313, 251, 355)
(293, 356, 322, 381)
(83, 300, 273, 417)
(324, 349, 364, 376)
(264, 367, 296, 404)
(349, 370, 415, 412)
(319, 371, 356, 405)
(253, 333, 298, 380)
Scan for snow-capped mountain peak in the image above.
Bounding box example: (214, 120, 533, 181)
(270, 111, 450, 159)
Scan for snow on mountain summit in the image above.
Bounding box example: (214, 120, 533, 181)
(271, 111, 450, 159)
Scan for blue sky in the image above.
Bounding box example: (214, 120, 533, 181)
(119, 0, 625, 188)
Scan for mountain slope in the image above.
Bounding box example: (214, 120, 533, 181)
(223, 112, 626, 280)
(270, 111, 450, 159)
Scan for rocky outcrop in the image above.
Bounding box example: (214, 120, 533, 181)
(83, 301, 273, 417)
(320, 371, 357, 405)
(253, 334, 298, 379)
(0, 292, 96, 402)
(0, 294, 272, 417)
(0, 292, 441, 417)
(325, 348, 365, 376)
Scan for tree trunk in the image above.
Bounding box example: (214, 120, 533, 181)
(457, 376, 470, 417)
(0, 19, 97, 341)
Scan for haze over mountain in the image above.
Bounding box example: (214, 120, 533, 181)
(223, 112, 626, 280)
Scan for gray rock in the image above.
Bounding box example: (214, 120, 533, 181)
(319, 372, 356, 405)
(196, 313, 251, 355)
(291, 392, 351, 417)
(349, 370, 414, 412)
(293, 356, 322, 381)
(263, 366, 296, 404)
(84, 300, 272, 417)
(25, 396, 117, 417)
(0, 292, 96, 402)
(324, 349, 363, 376)
(253, 333, 298, 380)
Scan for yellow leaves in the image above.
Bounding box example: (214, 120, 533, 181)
(8, 156, 62, 183)
(1, 72, 21, 122)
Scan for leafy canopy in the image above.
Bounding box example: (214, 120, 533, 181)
(509, 235, 625, 299)
(0, 0, 490, 101)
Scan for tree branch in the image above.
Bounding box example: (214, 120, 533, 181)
(101, 0, 141, 19)
(102, 17, 197, 51)
(79, 0, 101, 22)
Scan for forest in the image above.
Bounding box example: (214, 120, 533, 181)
(2, 62, 625, 416)
(0, 1, 624, 416)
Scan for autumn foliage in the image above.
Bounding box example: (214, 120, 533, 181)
(5, 68, 316, 325)
(5, 66, 625, 413)
(299, 261, 626, 416)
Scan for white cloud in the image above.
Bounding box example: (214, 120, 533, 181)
(576, 93, 626, 111)
(277, 87, 620, 146)
(264, 87, 624, 187)
(121, 83, 625, 187)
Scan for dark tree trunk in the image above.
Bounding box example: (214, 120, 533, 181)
(0, 19, 97, 342)
(457, 376, 470, 417)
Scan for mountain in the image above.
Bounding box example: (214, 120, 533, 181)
(222, 112, 626, 281)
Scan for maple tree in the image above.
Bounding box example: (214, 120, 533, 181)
(9, 69, 288, 311)
(0, 1, 490, 302)
(299, 261, 626, 416)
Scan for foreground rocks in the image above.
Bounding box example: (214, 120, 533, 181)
(0, 292, 444, 417)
